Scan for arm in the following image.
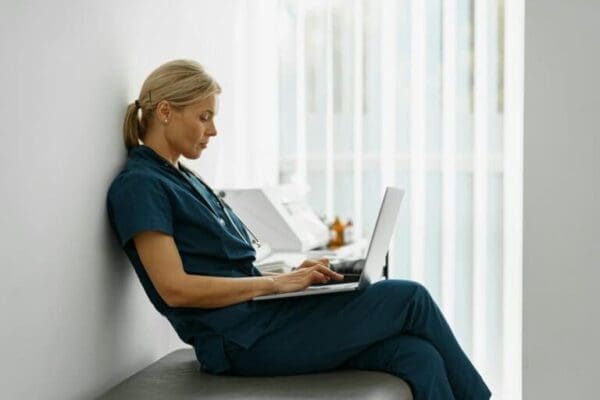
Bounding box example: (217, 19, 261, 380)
(133, 231, 343, 309)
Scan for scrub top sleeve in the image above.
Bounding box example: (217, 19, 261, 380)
(108, 175, 174, 247)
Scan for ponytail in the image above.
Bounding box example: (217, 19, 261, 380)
(123, 101, 143, 150)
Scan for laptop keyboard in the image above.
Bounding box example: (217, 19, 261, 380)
(310, 273, 361, 286)
(307, 259, 365, 286)
(330, 258, 366, 274)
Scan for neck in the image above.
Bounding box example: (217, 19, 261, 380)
(142, 131, 179, 167)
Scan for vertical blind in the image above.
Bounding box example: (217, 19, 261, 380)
(276, 0, 523, 398)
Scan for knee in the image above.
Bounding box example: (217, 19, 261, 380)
(373, 279, 431, 301)
(417, 342, 445, 374)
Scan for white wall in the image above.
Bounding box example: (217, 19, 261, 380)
(0, 1, 278, 399)
(524, 1, 600, 398)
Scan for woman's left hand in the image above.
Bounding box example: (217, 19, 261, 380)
(294, 258, 331, 270)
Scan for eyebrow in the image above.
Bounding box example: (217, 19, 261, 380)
(203, 109, 215, 115)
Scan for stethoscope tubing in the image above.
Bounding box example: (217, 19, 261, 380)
(176, 163, 262, 249)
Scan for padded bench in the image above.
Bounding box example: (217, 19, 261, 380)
(99, 348, 413, 399)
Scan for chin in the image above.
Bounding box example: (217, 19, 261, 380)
(195, 147, 206, 158)
(182, 150, 202, 160)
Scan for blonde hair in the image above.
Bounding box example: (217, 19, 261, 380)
(123, 59, 221, 150)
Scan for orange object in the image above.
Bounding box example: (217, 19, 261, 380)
(328, 216, 345, 249)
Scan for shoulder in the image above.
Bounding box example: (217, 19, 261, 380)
(107, 166, 173, 210)
(108, 169, 159, 195)
(106, 167, 177, 246)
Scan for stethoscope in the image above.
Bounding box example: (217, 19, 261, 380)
(174, 162, 263, 249)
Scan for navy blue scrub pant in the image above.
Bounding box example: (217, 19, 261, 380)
(225, 279, 491, 400)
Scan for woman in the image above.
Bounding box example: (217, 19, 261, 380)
(106, 59, 491, 400)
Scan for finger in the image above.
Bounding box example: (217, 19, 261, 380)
(319, 258, 330, 267)
(314, 264, 344, 279)
(306, 259, 324, 268)
(296, 259, 314, 269)
(311, 271, 328, 283)
(300, 260, 325, 270)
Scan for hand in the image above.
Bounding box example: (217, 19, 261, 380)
(294, 258, 332, 271)
(271, 259, 344, 294)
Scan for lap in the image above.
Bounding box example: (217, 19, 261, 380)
(227, 279, 427, 376)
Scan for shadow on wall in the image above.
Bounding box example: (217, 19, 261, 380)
(97, 200, 139, 358)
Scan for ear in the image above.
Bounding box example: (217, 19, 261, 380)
(155, 100, 171, 123)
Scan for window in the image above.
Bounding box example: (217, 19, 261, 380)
(276, 0, 523, 398)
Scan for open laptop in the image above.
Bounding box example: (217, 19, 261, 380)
(253, 187, 405, 301)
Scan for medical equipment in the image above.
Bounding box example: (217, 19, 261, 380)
(219, 185, 330, 252)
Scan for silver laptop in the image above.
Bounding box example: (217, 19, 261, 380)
(253, 187, 405, 301)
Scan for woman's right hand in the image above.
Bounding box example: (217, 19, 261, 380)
(271, 262, 344, 294)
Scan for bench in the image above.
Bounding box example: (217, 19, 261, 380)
(99, 348, 413, 399)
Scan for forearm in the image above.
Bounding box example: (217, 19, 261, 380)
(173, 274, 276, 309)
(170, 260, 340, 309)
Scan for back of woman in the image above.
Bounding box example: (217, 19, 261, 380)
(106, 60, 281, 373)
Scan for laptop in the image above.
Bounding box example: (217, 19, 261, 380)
(253, 187, 405, 301)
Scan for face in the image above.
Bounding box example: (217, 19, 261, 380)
(163, 95, 218, 160)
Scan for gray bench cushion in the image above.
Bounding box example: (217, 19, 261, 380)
(99, 348, 413, 400)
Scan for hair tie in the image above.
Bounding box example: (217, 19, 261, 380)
(134, 99, 141, 109)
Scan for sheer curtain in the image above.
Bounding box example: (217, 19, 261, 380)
(275, 0, 523, 399)
(194, 0, 523, 398)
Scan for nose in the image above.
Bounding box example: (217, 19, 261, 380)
(208, 121, 218, 136)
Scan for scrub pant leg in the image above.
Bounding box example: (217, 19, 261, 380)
(342, 334, 454, 400)
(226, 279, 491, 400)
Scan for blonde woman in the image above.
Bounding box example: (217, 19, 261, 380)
(106, 59, 490, 400)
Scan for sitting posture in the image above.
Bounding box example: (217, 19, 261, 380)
(106, 59, 491, 400)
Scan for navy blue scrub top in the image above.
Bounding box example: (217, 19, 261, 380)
(106, 145, 278, 373)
